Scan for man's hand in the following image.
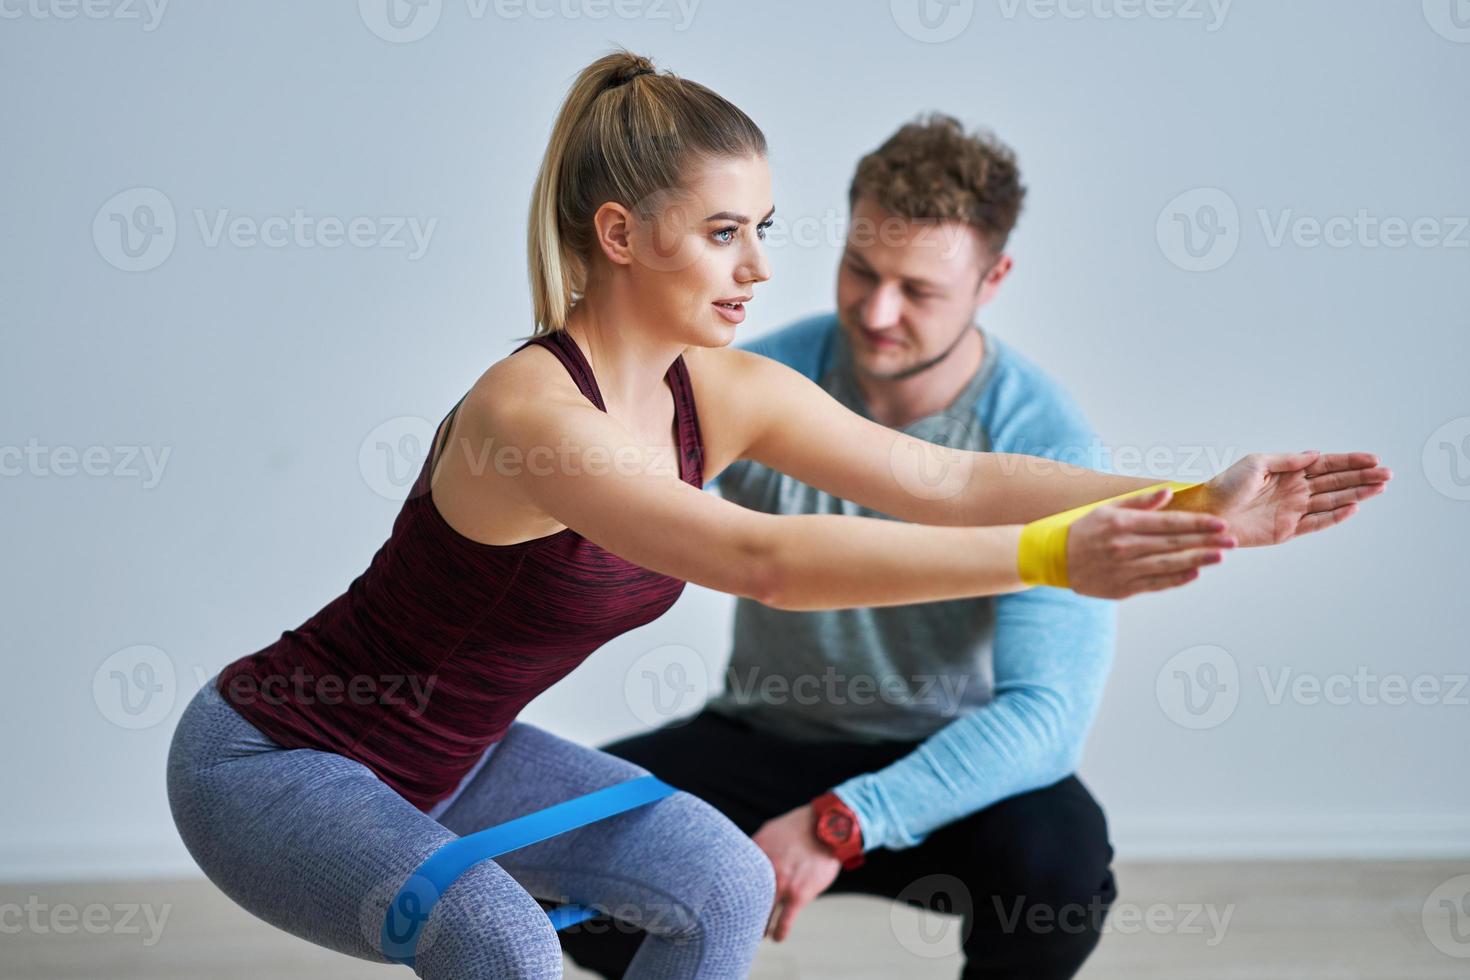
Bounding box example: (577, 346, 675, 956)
(1177, 451, 1391, 547)
(751, 804, 842, 942)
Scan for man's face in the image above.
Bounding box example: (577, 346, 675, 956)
(835, 195, 1008, 379)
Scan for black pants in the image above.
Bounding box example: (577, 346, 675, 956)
(558, 708, 1118, 979)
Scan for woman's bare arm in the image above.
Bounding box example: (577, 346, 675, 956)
(480, 386, 1226, 610)
(687, 345, 1389, 544)
(689, 345, 1158, 526)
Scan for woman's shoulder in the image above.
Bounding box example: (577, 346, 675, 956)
(440, 345, 598, 471)
(681, 339, 810, 398)
(471, 340, 587, 412)
(679, 340, 763, 385)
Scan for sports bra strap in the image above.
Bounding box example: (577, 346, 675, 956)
(427, 393, 469, 484)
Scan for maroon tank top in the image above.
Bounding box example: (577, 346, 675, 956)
(215, 330, 705, 812)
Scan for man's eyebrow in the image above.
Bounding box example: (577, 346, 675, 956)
(703, 206, 777, 224)
(843, 249, 945, 291)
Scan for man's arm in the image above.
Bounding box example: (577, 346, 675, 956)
(830, 585, 1115, 850)
(829, 348, 1116, 851)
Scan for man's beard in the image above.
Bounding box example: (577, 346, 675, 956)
(855, 317, 974, 382)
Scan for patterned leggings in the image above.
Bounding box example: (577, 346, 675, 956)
(165, 673, 775, 978)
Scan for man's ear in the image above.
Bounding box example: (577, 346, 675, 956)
(976, 252, 1013, 306)
(592, 201, 635, 267)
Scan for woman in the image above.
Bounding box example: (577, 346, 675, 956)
(166, 50, 1389, 979)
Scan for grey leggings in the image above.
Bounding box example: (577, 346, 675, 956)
(166, 673, 775, 978)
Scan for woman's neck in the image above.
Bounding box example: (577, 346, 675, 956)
(561, 290, 684, 420)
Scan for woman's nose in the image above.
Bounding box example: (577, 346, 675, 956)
(738, 242, 771, 284)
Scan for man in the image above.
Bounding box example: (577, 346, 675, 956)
(559, 113, 1119, 979)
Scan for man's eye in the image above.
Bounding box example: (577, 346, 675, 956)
(848, 262, 875, 280)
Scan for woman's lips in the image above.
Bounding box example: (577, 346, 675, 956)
(713, 300, 745, 324)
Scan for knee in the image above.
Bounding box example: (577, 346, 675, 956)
(706, 825, 777, 925)
(977, 807, 1113, 910)
(999, 844, 1111, 910)
(644, 794, 775, 942)
(410, 864, 564, 980)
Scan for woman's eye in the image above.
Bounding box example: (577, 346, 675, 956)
(756, 220, 773, 240)
(713, 227, 738, 244)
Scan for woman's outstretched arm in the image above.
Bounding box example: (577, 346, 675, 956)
(483, 387, 1231, 610)
(690, 346, 1391, 547)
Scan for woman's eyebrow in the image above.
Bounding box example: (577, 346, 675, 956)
(703, 206, 777, 224)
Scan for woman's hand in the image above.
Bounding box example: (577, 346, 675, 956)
(1185, 451, 1392, 547)
(1067, 487, 1237, 598)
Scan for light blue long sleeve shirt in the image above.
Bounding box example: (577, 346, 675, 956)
(705, 313, 1117, 852)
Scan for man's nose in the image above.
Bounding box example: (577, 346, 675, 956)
(861, 282, 902, 329)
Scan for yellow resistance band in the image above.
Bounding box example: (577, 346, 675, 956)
(1017, 481, 1203, 588)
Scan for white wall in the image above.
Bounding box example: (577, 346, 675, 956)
(2, 0, 1466, 882)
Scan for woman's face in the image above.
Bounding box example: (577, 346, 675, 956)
(622, 152, 774, 347)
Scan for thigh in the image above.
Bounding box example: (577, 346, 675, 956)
(584, 709, 909, 836)
(434, 718, 776, 940)
(166, 677, 563, 978)
(556, 712, 910, 979)
(835, 774, 1118, 920)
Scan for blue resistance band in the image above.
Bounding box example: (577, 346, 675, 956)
(381, 774, 678, 968)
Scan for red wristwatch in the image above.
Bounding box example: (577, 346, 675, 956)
(810, 791, 865, 871)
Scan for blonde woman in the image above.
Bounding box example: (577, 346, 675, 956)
(165, 50, 1389, 979)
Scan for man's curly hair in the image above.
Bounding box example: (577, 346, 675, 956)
(848, 113, 1026, 256)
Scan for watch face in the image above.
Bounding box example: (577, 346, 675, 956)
(820, 810, 853, 843)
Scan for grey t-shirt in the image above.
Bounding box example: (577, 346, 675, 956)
(707, 319, 1003, 743)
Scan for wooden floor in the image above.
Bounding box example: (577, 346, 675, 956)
(2, 861, 1465, 978)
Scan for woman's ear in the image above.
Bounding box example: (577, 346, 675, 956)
(592, 201, 635, 266)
